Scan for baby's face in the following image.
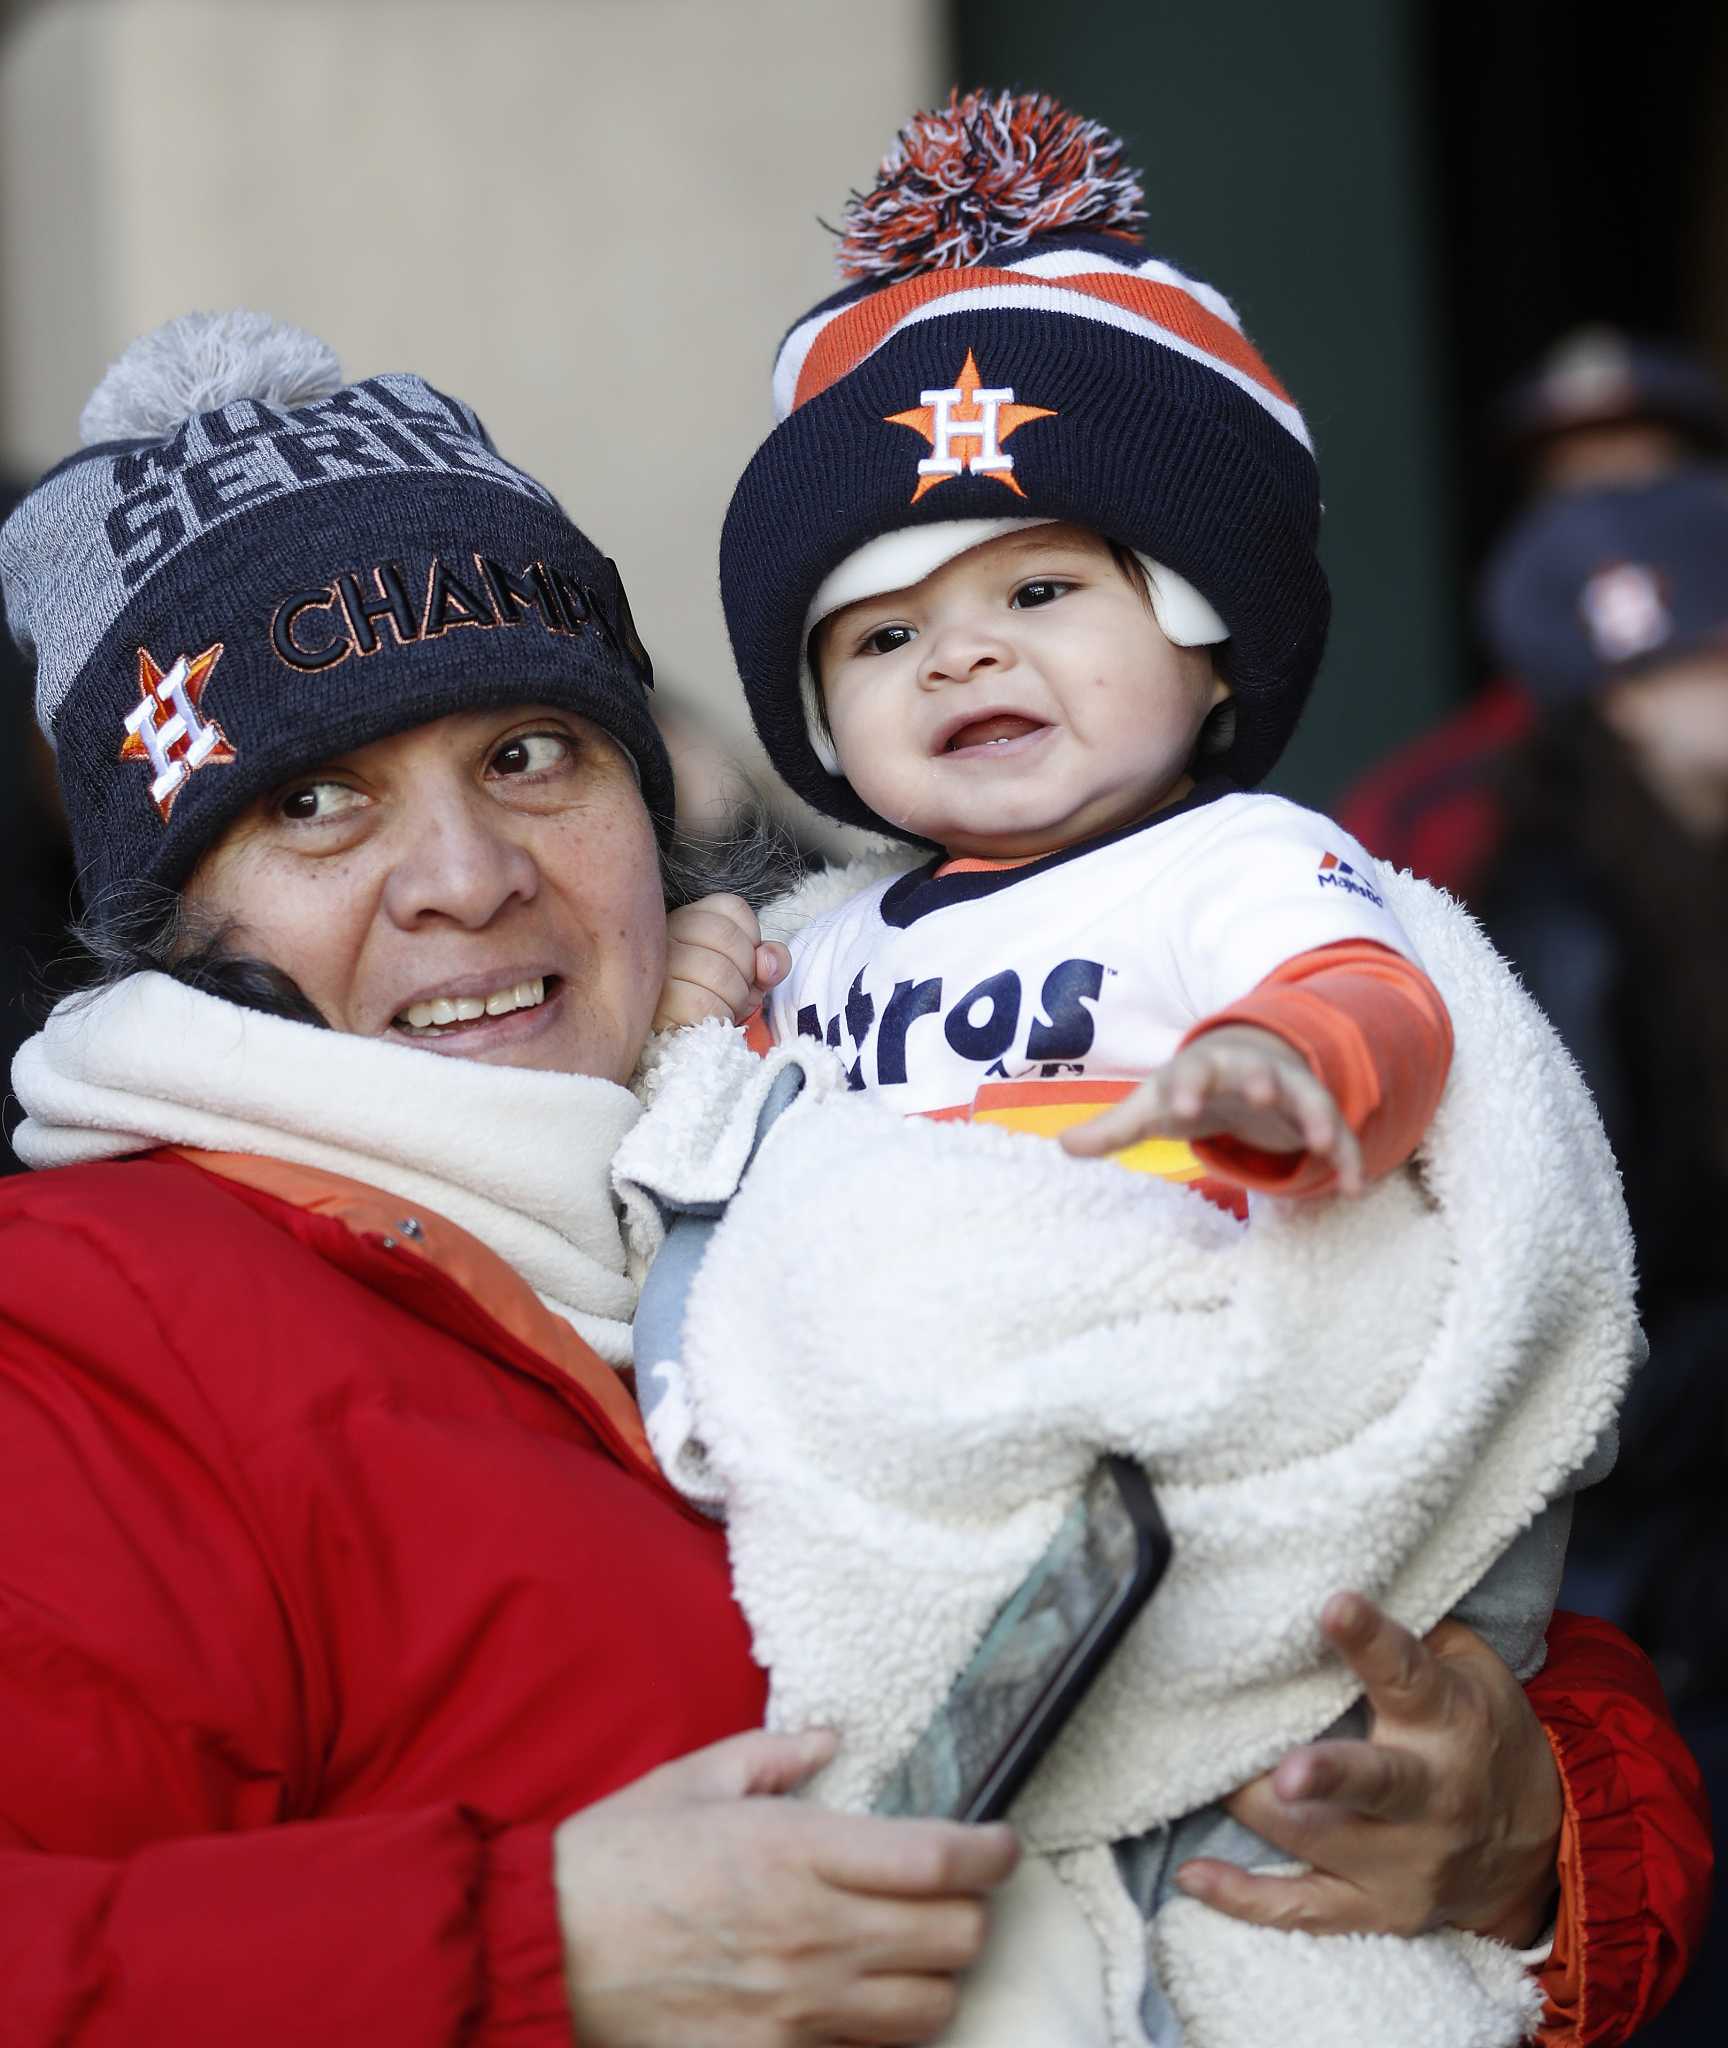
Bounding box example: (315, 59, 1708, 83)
(815, 524, 1228, 858)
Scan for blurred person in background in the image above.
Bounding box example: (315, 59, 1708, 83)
(1476, 470, 1728, 2042)
(1498, 328, 1728, 496)
(1339, 329, 1728, 901)
(1477, 471, 1728, 1641)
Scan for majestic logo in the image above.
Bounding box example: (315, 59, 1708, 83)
(1580, 560, 1671, 664)
(885, 349, 1057, 503)
(119, 643, 236, 821)
(1316, 851, 1384, 906)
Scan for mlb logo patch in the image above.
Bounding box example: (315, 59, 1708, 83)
(1316, 851, 1384, 906)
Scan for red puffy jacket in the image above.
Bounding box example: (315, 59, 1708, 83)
(0, 1150, 1709, 2044)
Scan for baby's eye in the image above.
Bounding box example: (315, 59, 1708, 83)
(277, 779, 367, 824)
(1011, 578, 1073, 610)
(489, 730, 575, 778)
(860, 623, 917, 657)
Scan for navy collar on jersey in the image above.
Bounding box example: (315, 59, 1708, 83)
(878, 775, 1243, 928)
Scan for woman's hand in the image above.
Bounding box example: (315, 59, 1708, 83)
(655, 893, 790, 1033)
(1059, 1025, 1363, 1193)
(554, 1728, 1019, 2046)
(1175, 1593, 1562, 1946)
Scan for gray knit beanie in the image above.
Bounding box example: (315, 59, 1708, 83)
(0, 311, 670, 926)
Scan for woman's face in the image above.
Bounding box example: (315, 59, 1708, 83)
(185, 704, 666, 1083)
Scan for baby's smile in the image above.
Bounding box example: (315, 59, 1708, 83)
(936, 711, 1051, 756)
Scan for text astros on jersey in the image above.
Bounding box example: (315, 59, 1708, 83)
(761, 788, 1422, 1177)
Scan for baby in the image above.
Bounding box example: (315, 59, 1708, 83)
(660, 511, 1452, 1210)
(644, 91, 1597, 2047)
(661, 90, 1451, 1220)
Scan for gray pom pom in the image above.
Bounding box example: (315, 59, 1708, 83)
(78, 309, 345, 447)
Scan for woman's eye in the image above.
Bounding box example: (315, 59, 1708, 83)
(1011, 578, 1072, 610)
(860, 623, 916, 657)
(277, 780, 366, 824)
(489, 730, 574, 778)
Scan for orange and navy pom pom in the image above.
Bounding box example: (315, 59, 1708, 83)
(835, 88, 1146, 283)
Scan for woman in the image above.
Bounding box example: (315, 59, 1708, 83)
(0, 313, 1707, 2044)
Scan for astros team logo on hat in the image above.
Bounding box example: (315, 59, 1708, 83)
(884, 348, 1058, 502)
(119, 642, 236, 821)
(1580, 560, 1672, 664)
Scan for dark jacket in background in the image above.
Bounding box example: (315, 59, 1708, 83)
(1481, 712, 1728, 1707)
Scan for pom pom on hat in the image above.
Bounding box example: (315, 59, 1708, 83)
(835, 88, 1146, 282)
(78, 309, 345, 447)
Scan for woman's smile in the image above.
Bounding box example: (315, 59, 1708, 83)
(390, 971, 564, 1051)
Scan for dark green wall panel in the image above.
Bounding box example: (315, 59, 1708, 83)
(952, 0, 1457, 807)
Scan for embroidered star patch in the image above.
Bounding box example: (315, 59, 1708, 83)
(119, 643, 236, 821)
(885, 349, 1058, 503)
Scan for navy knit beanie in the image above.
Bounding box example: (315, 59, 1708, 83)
(0, 311, 671, 927)
(720, 90, 1329, 843)
(1479, 469, 1728, 703)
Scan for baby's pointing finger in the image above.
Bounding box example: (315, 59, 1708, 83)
(1170, 1049, 1218, 1122)
(1060, 1079, 1164, 1156)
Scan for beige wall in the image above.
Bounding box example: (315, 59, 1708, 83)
(0, 0, 938, 807)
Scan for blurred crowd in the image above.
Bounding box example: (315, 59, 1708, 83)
(3, 322, 1724, 2019)
(1340, 329, 1728, 2038)
(1342, 329, 1728, 1698)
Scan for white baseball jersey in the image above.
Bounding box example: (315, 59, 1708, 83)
(764, 789, 1420, 1133)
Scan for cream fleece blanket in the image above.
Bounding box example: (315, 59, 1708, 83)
(615, 861, 1636, 2048)
(11, 973, 653, 1363)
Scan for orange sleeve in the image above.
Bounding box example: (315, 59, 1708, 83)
(1536, 1732, 1586, 2042)
(1180, 939, 1453, 1197)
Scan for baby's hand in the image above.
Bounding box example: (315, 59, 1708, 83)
(1059, 1024, 1364, 1194)
(655, 893, 791, 1033)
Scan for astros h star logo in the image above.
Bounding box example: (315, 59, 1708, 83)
(119, 643, 237, 821)
(885, 349, 1058, 503)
